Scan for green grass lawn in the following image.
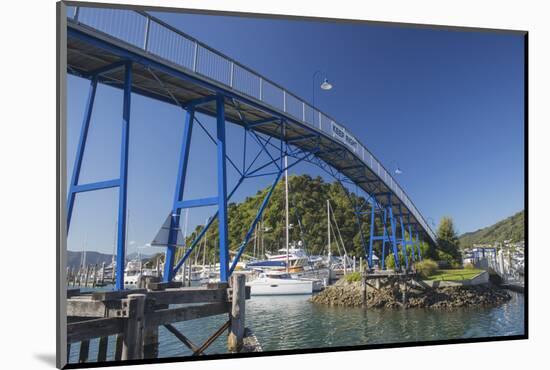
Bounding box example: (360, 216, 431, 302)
(426, 269, 484, 281)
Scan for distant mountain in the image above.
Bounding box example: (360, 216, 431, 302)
(67, 250, 114, 270)
(67, 250, 154, 270)
(459, 210, 525, 249)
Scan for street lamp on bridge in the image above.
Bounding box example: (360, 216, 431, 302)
(389, 160, 403, 175)
(312, 70, 333, 108)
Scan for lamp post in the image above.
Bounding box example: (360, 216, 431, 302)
(312, 70, 333, 108)
(389, 160, 403, 175)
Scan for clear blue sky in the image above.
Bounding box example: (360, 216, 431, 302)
(67, 9, 524, 255)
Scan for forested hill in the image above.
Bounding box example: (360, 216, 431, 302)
(458, 210, 525, 249)
(174, 174, 430, 264)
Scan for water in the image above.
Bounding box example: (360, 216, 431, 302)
(69, 290, 524, 363)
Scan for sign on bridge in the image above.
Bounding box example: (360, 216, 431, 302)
(331, 121, 358, 152)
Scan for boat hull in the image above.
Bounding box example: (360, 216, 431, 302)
(247, 278, 313, 296)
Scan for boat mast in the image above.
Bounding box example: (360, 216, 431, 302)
(202, 218, 207, 267)
(327, 199, 331, 265)
(285, 155, 290, 273)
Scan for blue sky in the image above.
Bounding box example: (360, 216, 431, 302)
(67, 9, 524, 255)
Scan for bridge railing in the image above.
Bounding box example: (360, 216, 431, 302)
(67, 5, 436, 243)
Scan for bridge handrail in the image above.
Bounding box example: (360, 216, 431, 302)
(66, 5, 436, 243)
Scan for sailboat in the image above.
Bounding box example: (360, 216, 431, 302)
(246, 156, 315, 295)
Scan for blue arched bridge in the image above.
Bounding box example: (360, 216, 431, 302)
(65, 6, 437, 290)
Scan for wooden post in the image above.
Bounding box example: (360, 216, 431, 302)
(114, 334, 123, 361)
(353, 256, 356, 272)
(101, 262, 106, 286)
(121, 294, 146, 360)
(143, 326, 159, 359)
(143, 298, 162, 359)
(343, 253, 347, 275)
(361, 272, 367, 307)
(92, 264, 97, 288)
(78, 340, 90, 363)
(83, 265, 90, 287)
(228, 274, 246, 352)
(359, 257, 363, 274)
(97, 336, 108, 362)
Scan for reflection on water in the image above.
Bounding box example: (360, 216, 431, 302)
(69, 290, 524, 363)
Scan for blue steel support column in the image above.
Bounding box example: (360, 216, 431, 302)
(368, 203, 375, 268)
(415, 226, 422, 260)
(408, 223, 416, 262)
(339, 183, 369, 269)
(67, 76, 98, 231)
(398, 207, 411, 269)
(216, 95, 230, 282)
(380, 208, 388, 270)
(115, 62, 132, 290)
(163, 107, 195, 282)
(388, 205, 400, 271)
(354, 205, 369, 267)
(398, 210, 409, 269)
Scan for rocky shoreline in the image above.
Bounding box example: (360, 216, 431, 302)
(309, 280, 512, 309)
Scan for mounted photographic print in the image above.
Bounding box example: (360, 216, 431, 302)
(57, 1, 527, 368)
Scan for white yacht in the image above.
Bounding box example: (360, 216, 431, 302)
(246, 271, 313, 295)
(247, 244, 310, 272)
(123, 260, 142, 287)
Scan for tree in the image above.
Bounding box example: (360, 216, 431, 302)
(436, 217, 461, 264)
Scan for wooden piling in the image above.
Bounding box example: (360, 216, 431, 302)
(92, 264, 97, 288)
(121, 294, 146, 360)
(343, 253, 347, 275)
(97, 336, 108, 362)
(400, 281, 407, 306)
(78, 339, 90, 363)
(101, 262, 106, 286)
(143, 326, 159, 359)
(83, 265, 90, 288)
(114, 334, 123, 361)
(228, 274, 246, 352)
(361, 272, 367, 307)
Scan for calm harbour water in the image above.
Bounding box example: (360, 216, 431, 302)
(69, 290, 524, 363)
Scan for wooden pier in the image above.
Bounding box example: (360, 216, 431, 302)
(66, 273, 261, 364)
(360, 269, 423, 307)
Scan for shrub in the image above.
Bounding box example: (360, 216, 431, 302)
(414, 259, 438, 279)
(344, 271, 361, 283)
(451, 261, 462, 269)
(385, 253, 406, 269)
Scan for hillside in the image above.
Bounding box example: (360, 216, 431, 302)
(459, 210, 525, 249)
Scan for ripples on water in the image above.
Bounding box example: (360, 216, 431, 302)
(69, 291, 524, 363)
